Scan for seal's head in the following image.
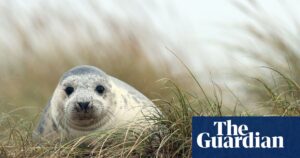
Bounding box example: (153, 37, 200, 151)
(52, 65, 114, 131)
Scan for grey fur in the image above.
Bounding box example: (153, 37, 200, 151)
(60, 65, 107, 83)
(36, 100, 51, 135)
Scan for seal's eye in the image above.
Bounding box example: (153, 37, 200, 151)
(95, 85, 105, 94)
(65, 86, 74, 96)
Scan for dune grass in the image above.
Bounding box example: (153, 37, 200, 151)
(1, 1, 300, 157)
(0, 23, 225, 156)
(0, 78, 226, 158)
(226, 1, 300, 116)
(0, 3, 216, 157)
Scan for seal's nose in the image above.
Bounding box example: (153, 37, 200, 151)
(77, 102, 90, 111)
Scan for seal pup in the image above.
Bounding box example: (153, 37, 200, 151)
(33, 65, 159, 140)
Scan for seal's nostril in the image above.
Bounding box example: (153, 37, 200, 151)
(78, 102, 90, 110)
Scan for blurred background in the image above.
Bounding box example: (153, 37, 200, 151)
(1, 0, 300, 117)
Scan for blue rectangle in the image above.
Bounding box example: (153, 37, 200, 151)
(192, 117, 300, 158)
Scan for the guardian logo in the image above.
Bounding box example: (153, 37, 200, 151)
(197, 120, 284, 149)
(192, 117, 300, 158)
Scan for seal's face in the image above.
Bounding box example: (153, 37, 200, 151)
(56, 66, 114, 131)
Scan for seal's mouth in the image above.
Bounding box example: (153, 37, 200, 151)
(66, 119, 101, 132)
(70, 118, 95, 126)
(64, 110, 111, 131)
(66, 113, 101, 129)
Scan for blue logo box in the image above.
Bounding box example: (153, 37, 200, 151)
(192, 117, 300, 158)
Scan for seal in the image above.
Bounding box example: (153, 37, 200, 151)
(33, 65, 159, 140)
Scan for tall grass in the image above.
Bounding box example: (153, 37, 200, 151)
(0, 79, 225, 157)
(0, 1, 222, 157)
(0, 1, 199, 116)
(226, 1, 300, 116)
(2, 0, 300, 157)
